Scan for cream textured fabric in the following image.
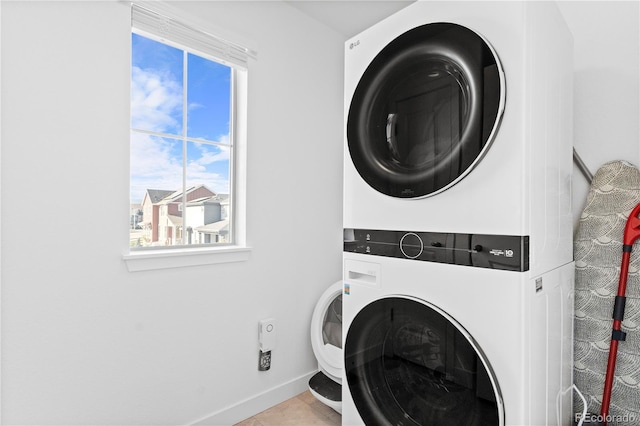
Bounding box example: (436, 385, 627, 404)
(574, 160, 640, 420)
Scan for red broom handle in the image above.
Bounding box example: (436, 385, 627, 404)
(600, 203, 640, 424)
(600, 250, 631, 421)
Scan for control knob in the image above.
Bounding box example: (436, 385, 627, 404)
(400, 232, 423, 259)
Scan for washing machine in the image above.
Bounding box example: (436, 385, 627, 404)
(343, 0, 574, 276)
(309, 280, 343, 413)
(342, 253, 574, 425)
(342, 1, 575, 424)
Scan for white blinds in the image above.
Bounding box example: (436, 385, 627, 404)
(131, 3, 257, 68)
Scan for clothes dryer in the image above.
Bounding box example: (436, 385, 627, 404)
(308, 280, 343, 413)
(342, 251, 574, 425)
(343, 0, 573, 276)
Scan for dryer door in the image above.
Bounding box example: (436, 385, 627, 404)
(345, 296, 504, 426)
(311, 281, 343, 383)
(347, 23, 504, 198)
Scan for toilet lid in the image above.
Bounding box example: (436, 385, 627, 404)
(310, 281, 343, 383)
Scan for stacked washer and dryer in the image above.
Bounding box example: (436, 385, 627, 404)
(342, 1, 575, 425)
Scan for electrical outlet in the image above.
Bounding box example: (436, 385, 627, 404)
(259, 318, 276, 351)
(258, 350, 271, 371)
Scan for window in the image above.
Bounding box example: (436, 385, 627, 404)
(125, 4, 254, 271)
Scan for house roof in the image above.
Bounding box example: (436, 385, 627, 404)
(162, 184, 216, 203)
(144, 189, 175, 204)
(187, 196, 217, 205)
(144, 185, 220, 206)
(195, 219, 229, 234)
(187, 193, 230, 206)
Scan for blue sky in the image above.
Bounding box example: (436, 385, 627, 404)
(130, 33, 232, 204)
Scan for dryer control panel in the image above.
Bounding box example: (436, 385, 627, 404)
(344, 228, 529, 271)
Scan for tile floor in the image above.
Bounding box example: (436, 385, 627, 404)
(234, 391, 341, 426)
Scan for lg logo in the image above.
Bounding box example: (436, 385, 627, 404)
(349, 40, 360, 50)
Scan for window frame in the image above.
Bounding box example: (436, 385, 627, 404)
(123, 3, 252, 272)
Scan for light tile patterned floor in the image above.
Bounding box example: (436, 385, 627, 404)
(234, 391, 341, 426)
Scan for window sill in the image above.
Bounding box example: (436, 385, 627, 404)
(123, 246, 251, 272)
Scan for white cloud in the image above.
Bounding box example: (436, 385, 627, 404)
(130, 133, 232, 202)
(188, 102, 205, 112)
(131, 66, 182, 133)
(192, 138, 231, 166)
(130, 133, 184, 202)
(131, 133, 181, 177)
(186, 141, 231, 194)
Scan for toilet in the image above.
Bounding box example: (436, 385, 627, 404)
(308, 280, 342, 413)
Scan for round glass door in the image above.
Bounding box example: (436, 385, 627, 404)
(311, 281, 343, 382)
(345, 296, 504, 425)
(347, 23, 504, 198)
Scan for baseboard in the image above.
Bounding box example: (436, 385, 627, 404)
(189, 370, 317, 426)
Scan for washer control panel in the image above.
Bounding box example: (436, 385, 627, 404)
(344, 228, 529, 271)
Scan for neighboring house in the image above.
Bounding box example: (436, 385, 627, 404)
(188, 194, 230, 244)
(130, 203, 143, 229)
(195, 219, 229, 244)
(140, 189, 175, 243)
(140, 185, 222, 246)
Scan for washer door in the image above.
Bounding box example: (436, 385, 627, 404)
(310, 281, 343, 383)
(347, 23, 504, 198)
(345, 296, 504, 426)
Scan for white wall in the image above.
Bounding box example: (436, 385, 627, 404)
(557, 1, 640, 220)
(2, 1, 638, 424)
(1, 1, 344, 424)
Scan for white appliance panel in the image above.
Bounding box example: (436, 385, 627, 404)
(342, 253, 575, 425)
(343, 1, 573, 276)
